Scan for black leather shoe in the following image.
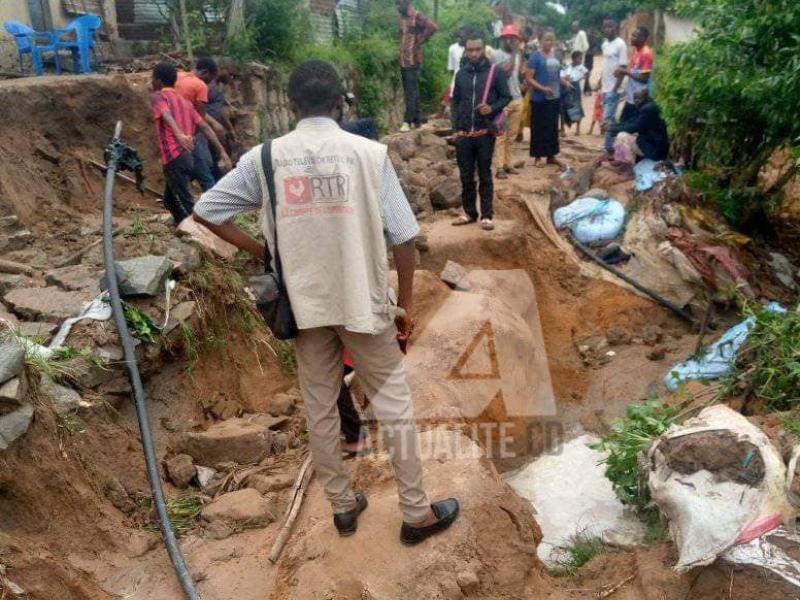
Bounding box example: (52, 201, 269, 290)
(400, 498, 460, 546)
(333, 492, 368, 537)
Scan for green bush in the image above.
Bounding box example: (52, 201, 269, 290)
(227, 0, 310, 63)
(658, 0, 800, 173)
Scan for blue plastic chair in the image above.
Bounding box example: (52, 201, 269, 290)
(3, 21, 60, 76)
(54, 14, 102, 74)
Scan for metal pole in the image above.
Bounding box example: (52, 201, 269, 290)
(179, 0, 193, 62)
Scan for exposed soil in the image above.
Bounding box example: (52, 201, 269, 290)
(0, 73, 790, 600)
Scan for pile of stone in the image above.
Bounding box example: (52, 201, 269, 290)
(382, 130, 461, 219)
(0, 338, 32, 450)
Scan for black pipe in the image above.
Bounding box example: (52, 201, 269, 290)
(570, 234, 697, 325)
(102, 121, 202, 600)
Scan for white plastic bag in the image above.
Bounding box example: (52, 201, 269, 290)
(553, 197, 626, 244)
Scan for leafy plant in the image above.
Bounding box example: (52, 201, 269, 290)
(590, 400, 678, 508)
(122, 302, 160, 344)
(727, 304, 800, 411)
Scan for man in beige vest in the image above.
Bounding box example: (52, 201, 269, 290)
(194, 60, 459, 545)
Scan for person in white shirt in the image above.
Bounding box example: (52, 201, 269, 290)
(560, 51, 589, 135)
(446, 26, 467, 111)
(600, 19, 627, 154)
(571, 21, 589, 55)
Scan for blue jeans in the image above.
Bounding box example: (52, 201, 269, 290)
(192, 133, 216, 192)
(603, 91, 621, 154)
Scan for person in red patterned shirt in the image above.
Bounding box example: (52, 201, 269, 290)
(150, 62, 231, 225)
(396, 0, 437, 132)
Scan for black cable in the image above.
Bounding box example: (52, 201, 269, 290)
(570, 234, 697, 326)
(102, 121, 202, 600)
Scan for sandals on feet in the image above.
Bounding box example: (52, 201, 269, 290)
(452, 215, 477, 227)
(480, 219, 495, 231)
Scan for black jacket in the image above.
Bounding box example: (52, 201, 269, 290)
(451, 58, 512, 133)
(612, 99, 670, 161)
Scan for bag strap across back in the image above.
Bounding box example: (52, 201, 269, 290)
(260, 140, 283, 279)
(481, 63, 496, 105)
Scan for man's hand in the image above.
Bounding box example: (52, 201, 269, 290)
(178, 133, 194, 152)
(542, 86, 554, 98)
(614, 66, 628, 77)
(217, 152, 233, 174)
(395, 311, 414, 353)
(477, 103, 492, 116)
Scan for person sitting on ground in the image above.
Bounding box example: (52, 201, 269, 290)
(450, 29, 511, 232)
(617, 26, 653, 123)
(175, 57, 231, 191)
(193, 59, 459, 544)
(609, 88, 669, 162)
(150, 62, 231, 226)
(560, 50, 588, 136)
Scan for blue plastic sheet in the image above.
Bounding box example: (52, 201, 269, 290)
(664, 302, 786, 391)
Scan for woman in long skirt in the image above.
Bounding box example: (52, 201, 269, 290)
(526, 30, 567, 168)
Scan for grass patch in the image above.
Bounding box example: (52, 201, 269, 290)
(780, 413, 800, 437)
(590, 399, 679, 509)
(271, 338, 297, 377)
(726, 305, 800, 412)
(121, 301, 159, 344)
(140, 493, 203, 536)
(549, 532, 606, 577)
(180, 323, 200, 373)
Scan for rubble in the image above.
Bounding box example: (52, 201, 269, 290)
(201, 488, 276, 529)
(0, 273, 30, 296)
(439, 260, 471, 291)
(0, 339, 25, 385)
(267, 390, 299, 417)
(45, 264, 101, 294)
(768, 252, 797, 290)
(40, 377, 83, 416)
(177, 216, 238, 260)
(164, 454, 197, 489)
(16, 321, 58, 342)
(247, 472, 294, 494)
(0, 403, 34, 450)
(0, 377, 26, 413)
(4, 286, 91, 322)
(101, 255, 173, 297)
(173, 418, 277, 466)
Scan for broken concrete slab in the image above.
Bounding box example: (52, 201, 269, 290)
(0, 339, 25, 385)
(4, 286, 91, 322)
(201, 488, 275, 529)
(40, 377, 82, 416)
(45, 264, 101, 294)
(177, 216, 238, 260)
(100, 255, 172, 297)
(0, 403, 34, 450)
(173, 418, 276, 466)
(164, 453, 197, 489)
(0, 377, 26, 415)
(439, 260, 471, 291)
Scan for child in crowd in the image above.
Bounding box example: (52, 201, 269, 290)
(588, 89, 604, 136)
(560, 51, 589, 135)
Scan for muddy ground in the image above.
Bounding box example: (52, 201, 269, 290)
(0, 73, 795, 600)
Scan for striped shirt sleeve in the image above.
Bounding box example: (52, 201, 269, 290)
(194, 148, 263, 224)
(381, 157, 419, 247)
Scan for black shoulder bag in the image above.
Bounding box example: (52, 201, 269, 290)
(250, 141, 298, 340)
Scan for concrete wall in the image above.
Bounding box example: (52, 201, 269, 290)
(662, 12, 698, 45)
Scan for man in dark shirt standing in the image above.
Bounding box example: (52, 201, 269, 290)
(450, 30, 511, 232)
(396, 0, 437, 132)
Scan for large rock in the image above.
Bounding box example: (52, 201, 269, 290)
(173, 418, 276, 466)
(0, 403, 34, 450)
(419, 132, 447, 149)
(45, 264, 100, 294)
(275, 429, 540, 599)
(40, 377, 82, 416)
(0, 377, 26, 415)
(384, 134, 418, 161)
(4, 287, 91, 322)
(430, 178, 462, 211)
(0, 339, 25, 385)
(164, 453, 197, 489)
(0, 273, 30, 296)
(439, 260, 471, 291)
(166, 238, 202, 275)
(100, 255, 172, 297)
(177, 216, 238, 260)
(417, 144, 448, 163)
(16, 321, 58, 342)
(201, 488, 275, 529)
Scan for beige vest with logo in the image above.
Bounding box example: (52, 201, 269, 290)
(254, 119, 393, 334)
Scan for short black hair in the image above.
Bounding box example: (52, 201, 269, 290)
(196, 56, 218, 74)
(153, 62, 177, 86)
(635, 25, 649, 39)
(572, 50, 583, 61)
(288, 60, 345, 116)
(463, 26, 483, 42)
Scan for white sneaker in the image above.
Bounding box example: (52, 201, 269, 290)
(400, 122, 411, 132)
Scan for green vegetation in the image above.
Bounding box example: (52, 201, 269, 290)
(548, 531, 606, 576)
(725, 304, 800, 412)
(658, 0, 800, 222)
(140, 493, 204, 535)
(122, 302, 160, 344)
(590, 399, 678, 509)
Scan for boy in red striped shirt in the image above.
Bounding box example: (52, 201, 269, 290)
(150, 62, 231, 225)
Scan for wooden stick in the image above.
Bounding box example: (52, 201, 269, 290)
(268, 456, 314, 564)
(597, 573, 636, 599)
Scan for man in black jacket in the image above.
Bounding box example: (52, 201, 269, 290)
(451, 30, 511, 231)
(610, 88, 669, 161)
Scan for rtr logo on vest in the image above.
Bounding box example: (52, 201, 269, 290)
(284, 174, 350, 205)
